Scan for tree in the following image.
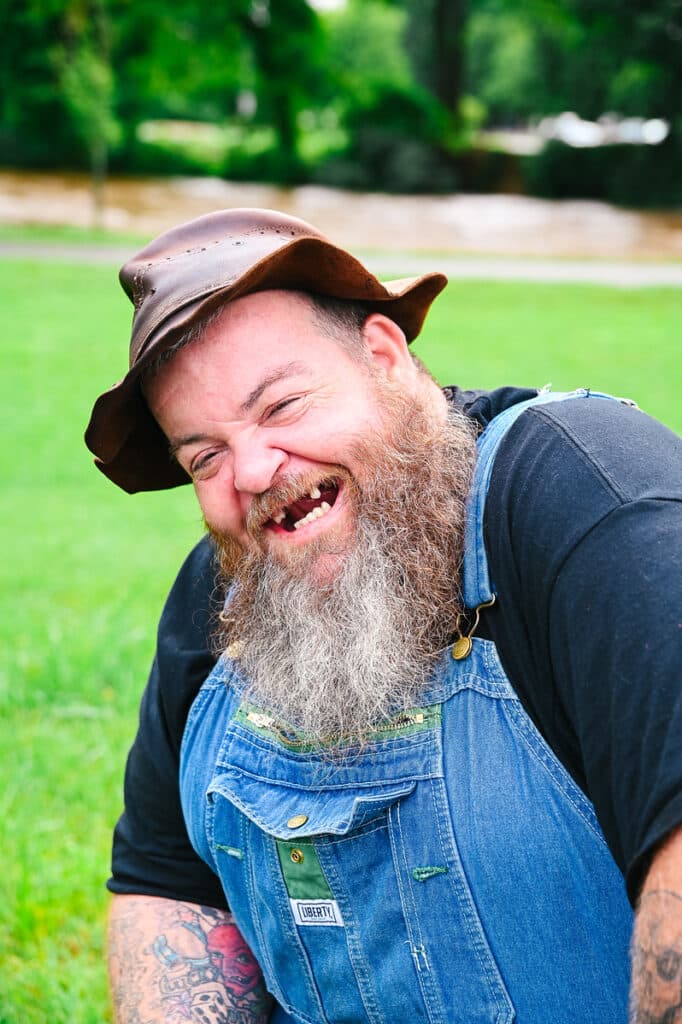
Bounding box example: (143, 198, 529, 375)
(403, 0, 469, 118)
(0, 0, 79, 167)
(466, 0, 682, 124)
(239, 0, 325, 173)
(56, 0, 119, 226)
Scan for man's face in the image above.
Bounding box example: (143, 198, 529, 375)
(146, 289, 425, 579)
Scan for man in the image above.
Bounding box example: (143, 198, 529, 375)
(86, 208, 682, 1024)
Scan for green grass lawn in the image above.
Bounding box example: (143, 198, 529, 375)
(1, 256, 680, 1022)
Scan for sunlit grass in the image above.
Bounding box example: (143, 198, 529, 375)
(419, 280, 681, 432)
(2, 256, 680, 1020)
(0, 223, 149, 246)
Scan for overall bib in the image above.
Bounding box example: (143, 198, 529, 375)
(181, 390, 633, 1023)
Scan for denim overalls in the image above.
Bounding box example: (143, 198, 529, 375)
(180, 390, 633, 1023)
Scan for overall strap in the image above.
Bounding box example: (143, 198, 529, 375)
(462, 388, 621, 609)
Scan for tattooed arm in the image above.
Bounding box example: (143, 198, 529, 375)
(630, 826, 682, 1024)
(108, 894, 273, 1024)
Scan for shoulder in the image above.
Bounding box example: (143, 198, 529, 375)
(481, 395, 682, 899)
(498, 394, 681, 496)
(486, 396, 682, 570)
(483, 393, 682, 660)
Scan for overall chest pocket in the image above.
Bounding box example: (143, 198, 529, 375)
(208, 766, 425, 1024)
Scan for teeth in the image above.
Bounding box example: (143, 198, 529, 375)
(293, 500, 332, 530)
(309, 485, 321, 500)
(272, 509, 286, 524)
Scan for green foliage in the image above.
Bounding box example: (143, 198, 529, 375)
(310, 0, 463, 192)
(0, 0, 83, 167)
(0, 0, 326, 173)
(313, 0, 487, 194)
(316, 81, 461, 192)
(241, 0, 326, 164)
(522, 134, 682, 206)
(0, 0, 680, 199)
(110, 3, 244, 153)
(466, 8, 545, 122)
(467, 0, 682, 123)
(323, 0, 413, 107)
(59, 47, 118, 148)
(464, 0, 682, 202)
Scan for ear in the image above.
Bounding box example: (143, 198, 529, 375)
(361, 313, 418, 385)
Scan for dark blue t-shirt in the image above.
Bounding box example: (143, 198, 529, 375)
(108, 387, 682, 908)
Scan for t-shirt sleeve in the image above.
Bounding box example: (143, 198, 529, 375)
(485, 396, 682, 904)
(107, 535, 227, 908)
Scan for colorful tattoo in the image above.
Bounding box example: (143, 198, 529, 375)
(150, 906, 268, 1023)
(109, 898, 271, 1024)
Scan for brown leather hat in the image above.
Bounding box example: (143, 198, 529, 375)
(85, 207, 448, 493)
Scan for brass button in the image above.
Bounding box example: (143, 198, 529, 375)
(452, 636, 472, 661)
(290, 848, 304, 864)
(287, 814, 308, 829)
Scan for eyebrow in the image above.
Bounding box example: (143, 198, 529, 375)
(169, 432, 211, 459)
(168, 361, 308, 458)
(239, 361, 307, 414)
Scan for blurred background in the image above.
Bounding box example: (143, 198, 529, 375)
(2, 0, 682, 246)
(1, 2, 680, 1021)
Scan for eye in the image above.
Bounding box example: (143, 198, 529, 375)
(265, 395, 303, 420)
(190, 449, 222, 480)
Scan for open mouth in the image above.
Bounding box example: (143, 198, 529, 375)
(266, 479, 340, 534)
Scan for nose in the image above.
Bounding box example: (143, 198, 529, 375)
(231, 431, 287, 496)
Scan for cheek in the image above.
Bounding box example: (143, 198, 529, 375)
(194, 482, 242, 536)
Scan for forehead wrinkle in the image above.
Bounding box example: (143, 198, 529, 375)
(239, 360, 308, 415)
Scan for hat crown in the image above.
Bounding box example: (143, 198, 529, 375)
(120, 209, 327, 366)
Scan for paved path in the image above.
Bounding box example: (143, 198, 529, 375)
(363, 253, 682, 287)
(2, 240, 682, 287)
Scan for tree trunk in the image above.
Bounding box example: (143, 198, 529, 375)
(405, 0, 469, 115)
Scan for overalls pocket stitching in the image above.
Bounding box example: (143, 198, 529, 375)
(322, 819, 389, 846)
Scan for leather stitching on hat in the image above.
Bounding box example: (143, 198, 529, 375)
(132, 234, 325, 353)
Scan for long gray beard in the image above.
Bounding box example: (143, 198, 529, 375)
(212, 401, 477, 746)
